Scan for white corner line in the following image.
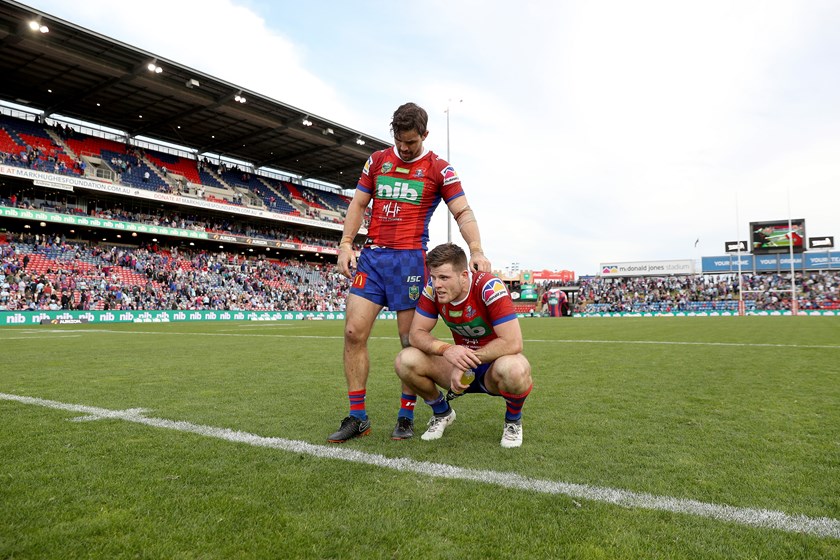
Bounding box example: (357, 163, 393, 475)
(1, 391, 837, 540)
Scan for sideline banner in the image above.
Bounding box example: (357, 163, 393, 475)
(702, 252, 840, 273)
(599, 260, 695, 277)
(1, 309, 397, 325)
(571, 310, 838, 318)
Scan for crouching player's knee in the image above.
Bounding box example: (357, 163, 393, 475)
(394, 346, 426, 381)
(495, 354, 532, 394)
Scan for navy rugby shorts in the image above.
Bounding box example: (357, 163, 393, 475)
(349, 247, 426, 311)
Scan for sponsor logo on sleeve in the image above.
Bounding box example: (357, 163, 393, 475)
(362, 156, 372, 176)
(440, 165, 459, 186)
(422, 280, 435, 301)
(481, 278, 508, 305)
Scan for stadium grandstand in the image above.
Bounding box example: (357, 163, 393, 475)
(1, 1, 838, 318)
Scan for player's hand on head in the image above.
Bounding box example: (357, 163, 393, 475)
(470, 253, 491, 272)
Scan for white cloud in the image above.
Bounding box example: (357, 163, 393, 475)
(33, 0, 358, 124)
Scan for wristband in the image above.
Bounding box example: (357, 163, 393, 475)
(432, 341, 453, 356)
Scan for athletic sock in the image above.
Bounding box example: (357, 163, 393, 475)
(424, 391, 450, 416)
(348, 389, 367, 420)
(398, 393, 416, 420)
(500, 384, 532, 423)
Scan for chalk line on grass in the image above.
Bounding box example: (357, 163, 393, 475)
(1, 391, 838, 540)
(6, 329, 839, 350)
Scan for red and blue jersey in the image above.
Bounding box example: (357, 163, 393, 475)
(357, 147, 464, 250)
(416, 272, 518, 350)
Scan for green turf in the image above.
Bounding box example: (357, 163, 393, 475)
(1, 317, 838, 559)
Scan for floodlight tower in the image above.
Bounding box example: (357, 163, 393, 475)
(445, 98, 462, 243)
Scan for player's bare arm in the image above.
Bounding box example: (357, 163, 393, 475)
(473, 318, 524, 364)
(337, 189, 372, 278)
(408, 312, 480, 372)
(446, 196, 491, 272)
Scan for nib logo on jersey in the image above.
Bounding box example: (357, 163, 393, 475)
(444, 315, 492, 340)
(376, 176, 423, 205)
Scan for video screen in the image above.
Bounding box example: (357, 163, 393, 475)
(750, 219, 806, 254)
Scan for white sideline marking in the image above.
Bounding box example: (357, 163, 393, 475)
(70, 407, 150, 422)
(4, 329, 839, 350)
(1, 335, 82, 340)
(1, 392, 838, 540)
(531, 339, 840, 350)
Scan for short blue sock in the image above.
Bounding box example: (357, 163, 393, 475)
(424, 391, 450, 416)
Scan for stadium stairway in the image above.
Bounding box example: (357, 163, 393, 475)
(254, 176, 298, 215)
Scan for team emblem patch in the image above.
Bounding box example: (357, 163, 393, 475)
(382, 162, 393, 173)
(352, 272, 367, 289)
(408, 285, 420, 301)
(481, 278, 507, 305)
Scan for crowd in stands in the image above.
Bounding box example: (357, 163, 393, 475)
(575, 273, 840, 313)
(3, 228, 838, 315)
(0, 193, 353, 251)
(1, 233, 349, 313)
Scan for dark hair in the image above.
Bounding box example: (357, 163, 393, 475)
(391, 102, 428, 137)
(426, 243, 468, 271)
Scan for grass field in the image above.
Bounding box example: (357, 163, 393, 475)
(1, 316, 838, 559)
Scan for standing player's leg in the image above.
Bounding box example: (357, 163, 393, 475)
(327, 293, 382, 443)
(383, 249, 426, 440)
(392, 308, 418, 439)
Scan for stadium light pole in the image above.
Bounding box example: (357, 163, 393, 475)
(445, 99, 462, 243)
(787, 188, 798, 314)
(735, 192, 744, 316)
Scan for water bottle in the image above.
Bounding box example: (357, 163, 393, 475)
(446, 369, 475, 401)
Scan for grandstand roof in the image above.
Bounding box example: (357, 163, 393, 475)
(0, 0, 390, 189)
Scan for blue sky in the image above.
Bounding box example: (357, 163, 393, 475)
(22, 0, 840, 276)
